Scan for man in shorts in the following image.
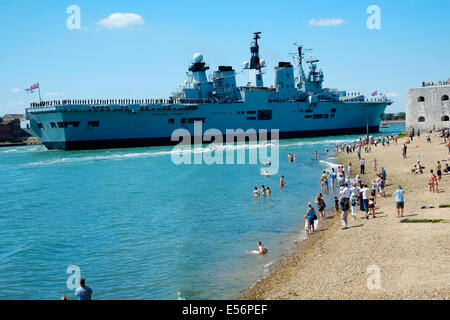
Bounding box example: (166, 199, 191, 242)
(395, 185, 405, 218)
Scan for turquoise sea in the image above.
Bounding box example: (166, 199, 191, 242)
(0, 125, 404, 300)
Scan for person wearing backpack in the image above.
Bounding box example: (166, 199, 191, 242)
(304, 202, 317, 234)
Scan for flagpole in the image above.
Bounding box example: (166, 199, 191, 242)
(38, 82, 42, 103)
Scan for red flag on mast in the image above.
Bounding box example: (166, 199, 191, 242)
(25, 83, 39, 93)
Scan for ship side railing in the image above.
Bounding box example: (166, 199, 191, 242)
(340, 97, 393, 103)
(27, 98, 228, 111)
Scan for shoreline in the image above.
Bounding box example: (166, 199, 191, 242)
(238, 147, 344, 299)
(240, 132, 449, 300)
(238, 210, 339, 299)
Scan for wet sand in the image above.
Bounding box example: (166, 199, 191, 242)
(240, 133, 449, 299)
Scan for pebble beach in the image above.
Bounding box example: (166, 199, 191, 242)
(241, 131, 450, 300)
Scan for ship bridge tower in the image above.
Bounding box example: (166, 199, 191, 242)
(305, 56, 324, 94)
(185, 53, 213, 99)
(243, 32, 265, 87)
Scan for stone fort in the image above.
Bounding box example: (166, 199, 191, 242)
(406, 84, 450, 130)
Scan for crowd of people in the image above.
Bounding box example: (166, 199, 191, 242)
(253, 127, 449, 253)
(421, 79, 450, 87)
(306, 134, 404, 232)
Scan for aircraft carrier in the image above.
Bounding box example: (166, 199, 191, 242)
(21, 32, 392, 150)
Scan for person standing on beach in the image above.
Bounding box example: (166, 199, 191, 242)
(429, 170, 438, 193)
(361, 184, 370, 219)
(348, 162, 352, 177)
(437, 161, 442, 181)
(320, 171, 328, 193)
(75, 278, 93, 300)
(337, 172, 345, 187)
(304, 203, 317, 234)
(315, 194, 326, 220)
(334, 197, 339, 215)
(402, 144, 407, 159)
(350, 194, 358, 221)
(395, 185, 405, 218)
(372, 158, 377, 172)
(329, 168, 337, 189)
(360, 158, 365, 174)
(343, 183, 351, 209)
(339, 194, 349, 229)
(369, 190, 377, 218)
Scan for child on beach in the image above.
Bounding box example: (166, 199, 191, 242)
(334, 197, 339, 214)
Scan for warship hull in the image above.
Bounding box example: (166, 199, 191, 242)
(22, 100, 387, 150)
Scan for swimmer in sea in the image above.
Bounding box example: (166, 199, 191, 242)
(253, 186, 259, 197)
(261, 185, 266, 194)
(315, 150, 318, 160)
(265, 161, 272, 166)
(248, 241, 268, 255)
(264, 170, 270, 177)
(256, 241, 268, 255)
(280, 176, 285, 188)
(266, 187, 271, 195)
(288, 153, 293, 162)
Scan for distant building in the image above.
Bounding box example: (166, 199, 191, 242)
(2, 114, 24, 122)
(0, 114, 31, 141)
(406, 85, 450, 130)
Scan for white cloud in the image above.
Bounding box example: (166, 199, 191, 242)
(386, 93, 401, 98)
(308, 18, 346, 27)
(97, 13, 144, 29)
(6, 101, 26, 107)
(11, 88, 21, 93)
(44, 92, 65, 97)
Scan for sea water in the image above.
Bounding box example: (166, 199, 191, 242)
(0, 125, 404, 300)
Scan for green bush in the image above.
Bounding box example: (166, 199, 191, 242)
(400, 219, 444, 223)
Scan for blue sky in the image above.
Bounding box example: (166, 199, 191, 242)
(1, 0, 449, 114)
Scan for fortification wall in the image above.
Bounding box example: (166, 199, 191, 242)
(406, 86, 450, 130)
